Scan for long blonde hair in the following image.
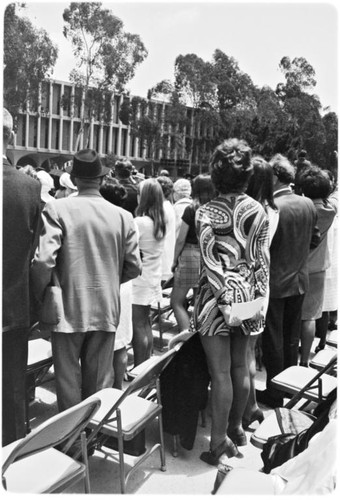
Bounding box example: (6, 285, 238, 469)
(136, 178, 166, 240)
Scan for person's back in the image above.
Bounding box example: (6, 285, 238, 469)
(2, 108, 41, 445)
(270, 191, 317, 297)
(2, 167, 41, 330)
(32, 193, 139, 333)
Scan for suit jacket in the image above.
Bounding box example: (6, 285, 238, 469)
(2, 158, 41, 331)
(30, 189, 142, 332)
(269, 188, 318, 298)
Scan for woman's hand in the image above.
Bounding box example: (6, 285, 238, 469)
(218, 304, 243, 327)
(250, 305, 265, 322)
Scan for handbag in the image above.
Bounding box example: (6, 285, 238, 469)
(39, 272, 63, 326)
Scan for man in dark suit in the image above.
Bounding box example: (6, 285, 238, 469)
(257, 154, 319, 408)
(2, 108, 41, 445)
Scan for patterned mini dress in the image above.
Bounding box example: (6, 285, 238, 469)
(191, 193, 270, 336)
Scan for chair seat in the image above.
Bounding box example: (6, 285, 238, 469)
(87, 388, 161, 440)
(250, 408, 315, 449)
(310, 350, 337, 371)
(215, 468, 276, 495)
(271, 366, 337, 403)
(326, 330, 337, 348)
(27, 339, 52, 370)
(3, 446, 84, 493)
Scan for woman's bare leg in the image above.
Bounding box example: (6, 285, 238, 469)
(200, 334, 232, 450)
(171, 285, 191, 332)
(132, 304, 153, 367)
(228, 329, 250, 432)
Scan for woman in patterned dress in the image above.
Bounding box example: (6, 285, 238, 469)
(192, 139, 270, 465)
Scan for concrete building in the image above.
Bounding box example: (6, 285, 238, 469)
(7, 79, 213, 178)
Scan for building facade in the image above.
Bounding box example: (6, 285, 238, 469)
(7, 78, 214, 178)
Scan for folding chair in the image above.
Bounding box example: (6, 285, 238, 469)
(150, 277, 175, 350)
(79, 346, 180, 494)
(270, 356, 337, 410)
(250, 407, 316, 449)
(310, 348, 337, 371)
(250, 355, 337, 449)
(26, 338, 53, 433)
(2, 397, 101, 493)
(326, 330, 337, 348)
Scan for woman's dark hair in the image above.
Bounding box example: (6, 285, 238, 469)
(209, 138, 253, 194)
(270, 154, 295, 185)
(191, 174, 215, 210)
(100, 178, 127, 207)
(136, 178, 166, 240)
(247, 156, 277, 210)
(299, 165, 332, 200)
(156, 175, 174, 200)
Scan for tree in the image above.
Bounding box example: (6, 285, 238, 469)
(212, 49, 257, 112)
(276, 56, 317, 100)
(4, 3, 58, 116)
(62, 2, 148, 149)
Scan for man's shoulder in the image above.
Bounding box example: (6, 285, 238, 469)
(3, 164, 40, 194)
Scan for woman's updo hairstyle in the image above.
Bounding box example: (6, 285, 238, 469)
(210, 138, 253, 194)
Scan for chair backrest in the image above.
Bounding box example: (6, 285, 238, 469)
(125, 345, 181, 397)
(168, 330, 194, 350)
(2, 397, 101, 476)
(93, 345, 182, 428)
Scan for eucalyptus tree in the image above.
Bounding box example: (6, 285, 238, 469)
(4, 3, 58, 117)
(62, 2, 148, 149)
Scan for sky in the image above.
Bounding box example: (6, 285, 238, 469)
(5, 0, 340, 113)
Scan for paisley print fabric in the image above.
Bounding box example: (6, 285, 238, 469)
(191, 194, 270, 336)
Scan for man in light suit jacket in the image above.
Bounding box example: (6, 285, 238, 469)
(2, 108, 41, 445)
(257, 154, 319, 408)
(31, 149, 142, 411)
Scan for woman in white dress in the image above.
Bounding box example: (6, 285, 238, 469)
(131, 179, 167, 366)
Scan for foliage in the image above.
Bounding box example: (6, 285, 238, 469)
(62, 1, 148, 148)
(3, 3, 58, 117)
(147, 49, 337, 173)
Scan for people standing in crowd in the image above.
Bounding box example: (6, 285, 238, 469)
(114, 158, 141, 216)
(36, 169, 55, 207)
(2, 108, 41, 445)
(172, 178, 192, 238)
(298, 166, 337, 366)
(294, 149, 312, 195)
(18, 164, 39, 180)
(243, 156, 279, 428)
(131, 178, 167, 367)
(170, 174, 215, 332)
(315, 171, 338, 351)
(257, 154, 320, 408)
(55, 171, 78, 198)
(100, 178, 134, 389)
(31, 149, 141, 411)
(192, 139, 270, 465)
(156, 175, 176, 283)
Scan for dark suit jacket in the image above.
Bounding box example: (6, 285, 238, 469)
(269, 188, 318, 298)
(2, 158, 41, 331)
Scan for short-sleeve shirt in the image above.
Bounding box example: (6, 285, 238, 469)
(182, 204, 198, 244)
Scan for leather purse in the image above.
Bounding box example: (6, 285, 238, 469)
(40, 272, 63, 326)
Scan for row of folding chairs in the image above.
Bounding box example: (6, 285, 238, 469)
(3, 333, 188, 494)
(213, 333, 337, 495)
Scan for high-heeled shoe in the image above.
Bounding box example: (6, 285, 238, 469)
(227, 427, 247, 446)
(200, 437, 239, 466)
(242, 408, 264, 430)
